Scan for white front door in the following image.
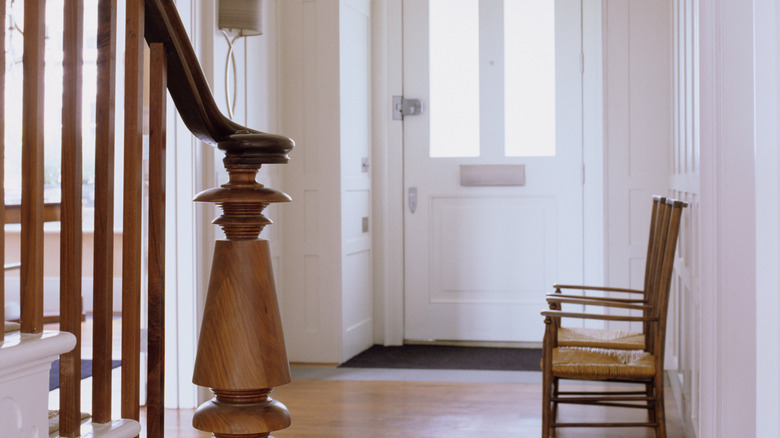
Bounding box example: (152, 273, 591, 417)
(403, 0, 584, 343)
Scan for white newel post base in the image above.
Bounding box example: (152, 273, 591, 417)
(0, 331, 76, 438)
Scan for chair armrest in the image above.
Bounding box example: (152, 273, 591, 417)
(546, 297, 648, 311)
(552, 284, 645, 295)
(546, 294, 645, 304)
(541, 310, 652, 322)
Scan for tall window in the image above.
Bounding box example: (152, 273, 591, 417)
(429, 0, 481, 158)
(5, 0, 101, 228)
(428, 0, 556, 158)
(504, 0, 556, 157)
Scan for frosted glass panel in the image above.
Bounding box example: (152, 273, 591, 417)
(429, 0, 480, 157)
(504, 0, 556, 157)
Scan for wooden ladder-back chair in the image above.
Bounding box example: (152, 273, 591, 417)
(546, 196, 670, 351)
(0, 0, 293, 437)
(540, 198, 687, 438)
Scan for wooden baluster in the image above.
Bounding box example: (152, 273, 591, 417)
(122, 0, 144, 423)
(20, 0, 45, 334)
(192, 161, 292, 438)
(147, 42, 167, 438)
(60, 0, 84, 435)
(92, 0, 118, 423)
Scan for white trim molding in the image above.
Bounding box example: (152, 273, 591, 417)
(754, 0, 780, 436)
(698, 0, 757, 436)
(371, 0, 404, 346)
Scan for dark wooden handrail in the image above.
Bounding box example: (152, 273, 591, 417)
(142, 1, 294, 436)
(143, 0, 293, 165)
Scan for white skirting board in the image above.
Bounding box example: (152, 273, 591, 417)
(50, 419, 142, 438)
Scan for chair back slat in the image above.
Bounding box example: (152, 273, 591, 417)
(642, 198, 685, 358)
(146, 41, 168, 437)
(653, 199, 686, 363)
(59, 0, 86, 434)
(121, 0, 145, 422)
(20, 0, 46, 334)
(642, 196, 662, 292)
(643, 196, 667, 298)
(644, 198, 670, 352)
(92, 0, 119, 423)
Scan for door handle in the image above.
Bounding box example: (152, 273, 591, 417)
(408, 187, 417, 213)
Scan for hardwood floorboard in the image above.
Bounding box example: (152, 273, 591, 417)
(57, 317, 686, 437)
(156, 378, 685, 438)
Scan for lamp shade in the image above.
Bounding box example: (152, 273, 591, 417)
(219, 0, 264, 36)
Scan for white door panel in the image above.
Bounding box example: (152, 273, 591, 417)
(403, 0, 584, 343)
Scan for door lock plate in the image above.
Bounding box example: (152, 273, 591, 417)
(393, 96, 424, 120)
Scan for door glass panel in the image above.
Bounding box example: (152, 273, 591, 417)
(429, 0, 480, 157)
(504, 0, 556, 157)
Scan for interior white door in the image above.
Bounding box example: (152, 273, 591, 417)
(403, 0, 584, 343)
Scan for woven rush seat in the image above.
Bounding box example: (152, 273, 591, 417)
(552, 347, 656, 380)
(557, 326, 645, 350)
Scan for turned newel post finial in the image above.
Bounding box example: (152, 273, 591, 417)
(192, 140, 293, 437)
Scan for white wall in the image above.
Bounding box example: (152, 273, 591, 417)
(665, 1, 778, 435)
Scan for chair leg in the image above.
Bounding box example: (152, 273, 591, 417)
(552, 377, 559, 423)
(653, 377, 667, 438)
(542, 318, 554, 438)
(646, 382, 656, 423)
(542, 368, 553, 438)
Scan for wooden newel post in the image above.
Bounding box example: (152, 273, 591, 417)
(192, 140, 293, 437)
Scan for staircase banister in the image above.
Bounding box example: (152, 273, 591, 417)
(143, 0, 293, 164)
(143, 2, 294, 436)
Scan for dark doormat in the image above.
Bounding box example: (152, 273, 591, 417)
(338, 344, 542, 371)
(49, 359, 122, 391)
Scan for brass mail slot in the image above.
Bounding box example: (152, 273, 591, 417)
(459, 164, 526, 186)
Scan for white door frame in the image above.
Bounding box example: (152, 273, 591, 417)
(370, 0, 603, 345)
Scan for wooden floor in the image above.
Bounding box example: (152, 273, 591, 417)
(152, 378, 685, 438)
(57, 317, 686, 437)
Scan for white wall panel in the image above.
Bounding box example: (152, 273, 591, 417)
(279, 0, 343, 363)
(340, 0, 373, 361)
(669, 1, 700, 435)
(278, 0, 373, 363)
(604, 0, 671, 333)
(430, 196, 553, 302)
